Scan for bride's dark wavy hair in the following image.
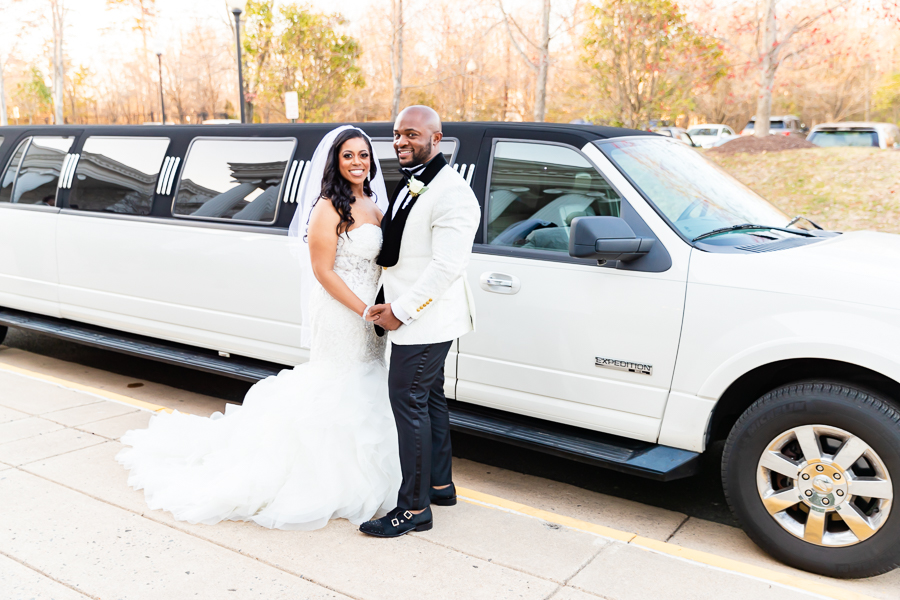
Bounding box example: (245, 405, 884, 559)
(319, 129, 378, 235)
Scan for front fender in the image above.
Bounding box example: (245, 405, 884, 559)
(696, 339, 900, 401)
(661, 286, 900, 452)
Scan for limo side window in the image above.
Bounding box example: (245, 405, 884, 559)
(371, 139, 457, 193)
(173, 138, 295, 223)
(70, 137, 170, 215)
(486, 141, 621, 252)
(1, 137, 74, 206)
(0, 138, 30, 204)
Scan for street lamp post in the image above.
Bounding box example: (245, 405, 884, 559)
(153, 43, 166, 125)
(228, 0, 248, 124)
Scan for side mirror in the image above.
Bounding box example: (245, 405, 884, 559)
(569, 216, 654, 263)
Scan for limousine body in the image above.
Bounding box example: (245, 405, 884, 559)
(1, 122, 898, 578)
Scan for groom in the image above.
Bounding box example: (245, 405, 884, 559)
(361, 106, 481, 537)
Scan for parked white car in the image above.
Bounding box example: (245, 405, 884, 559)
(686, 124, 737, 148)
(741, 115, 807, 137)
(808, 122, 900, 149)
(651, 127, 698, 147)
(1, 123, 899, 578)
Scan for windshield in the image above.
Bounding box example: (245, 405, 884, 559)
(744, 120, 785, 130)
(598, 137, 789, 241)
(688, 127, 717, 136)
(809, 130, 879, 148)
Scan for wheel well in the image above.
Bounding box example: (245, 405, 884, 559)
(707, 359, 900, 444)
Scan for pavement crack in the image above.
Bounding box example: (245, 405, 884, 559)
(665, 515, 691, 543)
(15, 463, 367, 600)
(0, 547, 98, 600)
(561, 539, 609, 586)
(407, 532, 562, 584)
(11, 435, 107, 467)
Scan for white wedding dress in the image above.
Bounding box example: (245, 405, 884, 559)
(117, 223, 401, 530)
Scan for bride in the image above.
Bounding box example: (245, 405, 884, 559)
(117, 126, 402, 530)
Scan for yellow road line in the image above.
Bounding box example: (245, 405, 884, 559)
(0, 361, 878, 600)
(458, 487, 635, 543)
(458, 487, 876, 600)
(0, 362, 173, 414)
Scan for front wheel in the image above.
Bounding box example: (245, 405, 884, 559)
(0, 325, 6, 346)
(723, 382, 900, 578)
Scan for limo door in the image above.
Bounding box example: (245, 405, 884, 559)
(0, 134, 78, 317)
(57, 135, 304, 365)
(456, 138, 688, 442)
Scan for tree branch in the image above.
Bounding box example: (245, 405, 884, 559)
(496, 0, 540, 72)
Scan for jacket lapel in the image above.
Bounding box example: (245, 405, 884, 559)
(377, 153, 448, 268)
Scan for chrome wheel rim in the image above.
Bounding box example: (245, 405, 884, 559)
(756, 424, 894, 547)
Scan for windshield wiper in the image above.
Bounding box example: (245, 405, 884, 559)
(785, 215, 824, 230)
(692, 223, 817, 243)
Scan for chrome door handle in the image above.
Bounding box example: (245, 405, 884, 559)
(479, 272, 521, 294)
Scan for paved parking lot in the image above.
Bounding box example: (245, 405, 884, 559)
(1, 346, 899, 600)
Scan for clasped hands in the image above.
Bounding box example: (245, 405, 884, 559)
(366, 304, 403, 331)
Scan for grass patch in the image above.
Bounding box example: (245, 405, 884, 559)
(706, 148, 900, 233)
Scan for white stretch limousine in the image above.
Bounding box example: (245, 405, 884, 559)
(1, 123, 898, 578)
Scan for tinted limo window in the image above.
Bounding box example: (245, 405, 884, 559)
(2, 137, 74, 206)
(487, 141, 621, 252)
(371, 139, 457, 193)
(173, 138, 295, 223)
(0, 138, 30, 204)
(69, 137, 170, 215)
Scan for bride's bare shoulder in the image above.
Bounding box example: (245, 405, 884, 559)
(307, 198, 340, 237)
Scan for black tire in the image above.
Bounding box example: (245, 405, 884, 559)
(0, 325, 7, 346)
(722, 381, 900, 578)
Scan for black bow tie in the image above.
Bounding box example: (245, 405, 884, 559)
(399, 166, 425, 183)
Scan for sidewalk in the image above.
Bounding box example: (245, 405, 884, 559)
(0, 362, 897, 600)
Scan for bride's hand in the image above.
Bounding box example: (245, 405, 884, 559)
(368, 304, 402, 330)
(365, 304, 384, 322)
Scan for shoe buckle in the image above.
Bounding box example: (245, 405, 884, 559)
(403, 511, 413, 520)
(391, 518, 400, 527)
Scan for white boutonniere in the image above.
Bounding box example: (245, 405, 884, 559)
(407, 176, 429, 198)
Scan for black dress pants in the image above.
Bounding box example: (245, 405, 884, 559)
(388, 341, 454, 511)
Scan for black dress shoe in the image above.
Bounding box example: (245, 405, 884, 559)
(430, 483, 457, 506)
(359, 507, 433, 538)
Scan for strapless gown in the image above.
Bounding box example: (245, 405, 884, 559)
(117, 224, 401, 530)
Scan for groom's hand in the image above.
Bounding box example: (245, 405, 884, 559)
(369, 304, 403, 331)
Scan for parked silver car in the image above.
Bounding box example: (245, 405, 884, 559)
(808, 122, 900, 149)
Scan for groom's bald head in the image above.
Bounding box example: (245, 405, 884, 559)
(393, 105, 443, 168)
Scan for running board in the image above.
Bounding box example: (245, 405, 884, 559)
(0, 307, 700, 481)
(448, 400, 700, 481)
(0, 308, 284, 382)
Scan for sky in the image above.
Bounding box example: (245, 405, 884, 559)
(6, 0, 546, 77)
(6, 0, 384, 75)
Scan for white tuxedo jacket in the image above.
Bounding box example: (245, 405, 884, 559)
(382, 165, 481, 346)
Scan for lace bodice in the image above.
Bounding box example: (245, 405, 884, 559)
(308, 223, 386, 365)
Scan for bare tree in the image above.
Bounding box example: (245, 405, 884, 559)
(0, 1, 28, 126)
(497, 0, 550, 121)
(106, 0, 157, 121)
(0, 56, 7, 126)
(49, 0, 65, 124)
(751, 0, 852, 137)
(390, 0, 405, 119)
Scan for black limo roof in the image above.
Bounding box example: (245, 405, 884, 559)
(0, 121, 648, 143)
